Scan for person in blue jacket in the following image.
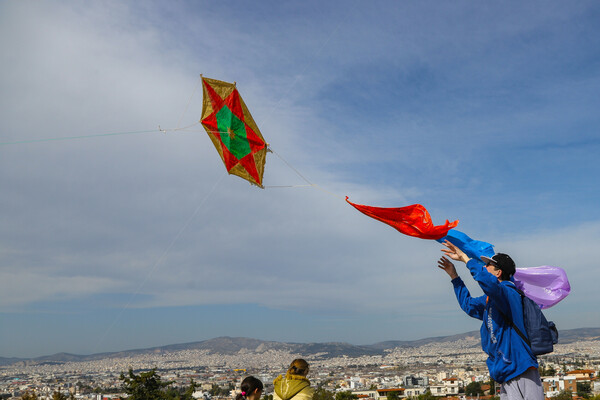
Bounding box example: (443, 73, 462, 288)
(438, 241, 544, 400)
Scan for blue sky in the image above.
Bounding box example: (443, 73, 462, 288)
(1, 1, 599, 359)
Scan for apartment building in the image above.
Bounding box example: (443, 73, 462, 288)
(541, 375, 577, 397)
(429, 377, 460, 397)
(352, 388, 406, 400)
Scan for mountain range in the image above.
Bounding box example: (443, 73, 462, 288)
(2, 327, 599, 367)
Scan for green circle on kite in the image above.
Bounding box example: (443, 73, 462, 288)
(216, 106, 251, 160)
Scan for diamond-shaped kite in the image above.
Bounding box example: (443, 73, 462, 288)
(200, 77, 267, 188)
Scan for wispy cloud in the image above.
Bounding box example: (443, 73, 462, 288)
(1, 0, 599, 357)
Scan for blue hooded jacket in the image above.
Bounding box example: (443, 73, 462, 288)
(451, 259, 538, 383)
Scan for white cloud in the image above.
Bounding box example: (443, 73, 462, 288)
(0, 270, 121, 308)
(1, 1, 599, 356)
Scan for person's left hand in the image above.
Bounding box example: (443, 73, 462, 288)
(438, 256, 459, 280)
(441, 240, 470, 264)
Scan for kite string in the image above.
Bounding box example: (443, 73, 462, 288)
(3, 74, 202, 146)
(159, 121, 200, 133)
(157, 74, 203, 133)
(0, 125, 201, 147)
(0, 129, 158, 146)
(268, 147, 312, 186)
(92, 170, 228, 353)
(267, 147, 345, 200)
(264, 184, 313, 188)
(176, 74, 203, 130)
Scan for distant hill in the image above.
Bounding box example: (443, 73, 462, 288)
(0, 357, 24, 367)
(369, 331, 481, 350)
(553, 327, 600, 344)
(2, 327, 598, 366)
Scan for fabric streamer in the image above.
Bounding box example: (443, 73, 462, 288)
(437, 229, 495, 260)
(513, 266, 571, 309)
(345, 197, 458, 240)
(438, 229, 570, 308)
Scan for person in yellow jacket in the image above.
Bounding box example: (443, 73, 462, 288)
(273, 359, 314, 400)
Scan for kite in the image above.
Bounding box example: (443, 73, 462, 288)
(439, 229, 570, 308)
(201, 77, 267, 188)
(346, 197, 459, 240)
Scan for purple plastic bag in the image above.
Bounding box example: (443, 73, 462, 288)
(513, 266, 571, 309)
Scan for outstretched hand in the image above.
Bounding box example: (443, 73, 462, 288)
(441, 240, 470, 264)
(437, 256, 459, 280)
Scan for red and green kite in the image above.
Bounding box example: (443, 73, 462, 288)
(201, 77, 267, 188)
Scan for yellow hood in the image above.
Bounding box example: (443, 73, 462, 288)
(273, 374, 311, 400)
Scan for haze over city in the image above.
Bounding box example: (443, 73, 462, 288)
(1, 1, 599, 359)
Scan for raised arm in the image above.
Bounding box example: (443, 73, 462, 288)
(437, 255, 485, 320)
(441, 240, 470, 264)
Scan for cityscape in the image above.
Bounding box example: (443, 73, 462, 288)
(3, 2, 600, 400)
(2, 329, 599, 400)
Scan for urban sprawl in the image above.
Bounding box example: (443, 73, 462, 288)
(2, 337, 599, 399)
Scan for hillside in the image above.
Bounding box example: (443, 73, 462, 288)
(1, 327, 598, 366)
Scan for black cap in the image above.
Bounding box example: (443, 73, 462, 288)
(480, 253, 516, 277)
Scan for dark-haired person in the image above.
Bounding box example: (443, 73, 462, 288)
(273, 359, 314, 400)
(437, 241, 544, 400)
(236, 376, 264, 400)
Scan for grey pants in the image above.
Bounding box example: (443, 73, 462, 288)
(500, 368, 544, 400)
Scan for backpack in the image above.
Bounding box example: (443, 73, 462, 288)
(499, 285, 559, 356)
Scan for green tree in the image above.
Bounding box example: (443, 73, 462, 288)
(415, 390, 437, 400)
(209, 384, 221, 396)
(335, 391, 358, 400)
(51, 391, 68, 400)
(209, 383, 234, 397)
(164, 387, 184, 400)
(465, 381, 483, 396)
(554, 390, 573, 400)
(386, 391, 400, 400)
(182, 378, 198, 400)
(20, 391, 38, 400)
(538, 364, 546, 376)
(120, 368, 172, 400)
(162, 379, 198, 400)
(577, 381, 592, 398)
(313, 387, 334, 400)
(540, 365, 557, 376)
(485, 379, 497, 395)
(262, 395, 274, 400)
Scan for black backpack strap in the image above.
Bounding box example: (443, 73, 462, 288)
(495, 285, 532, 348)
